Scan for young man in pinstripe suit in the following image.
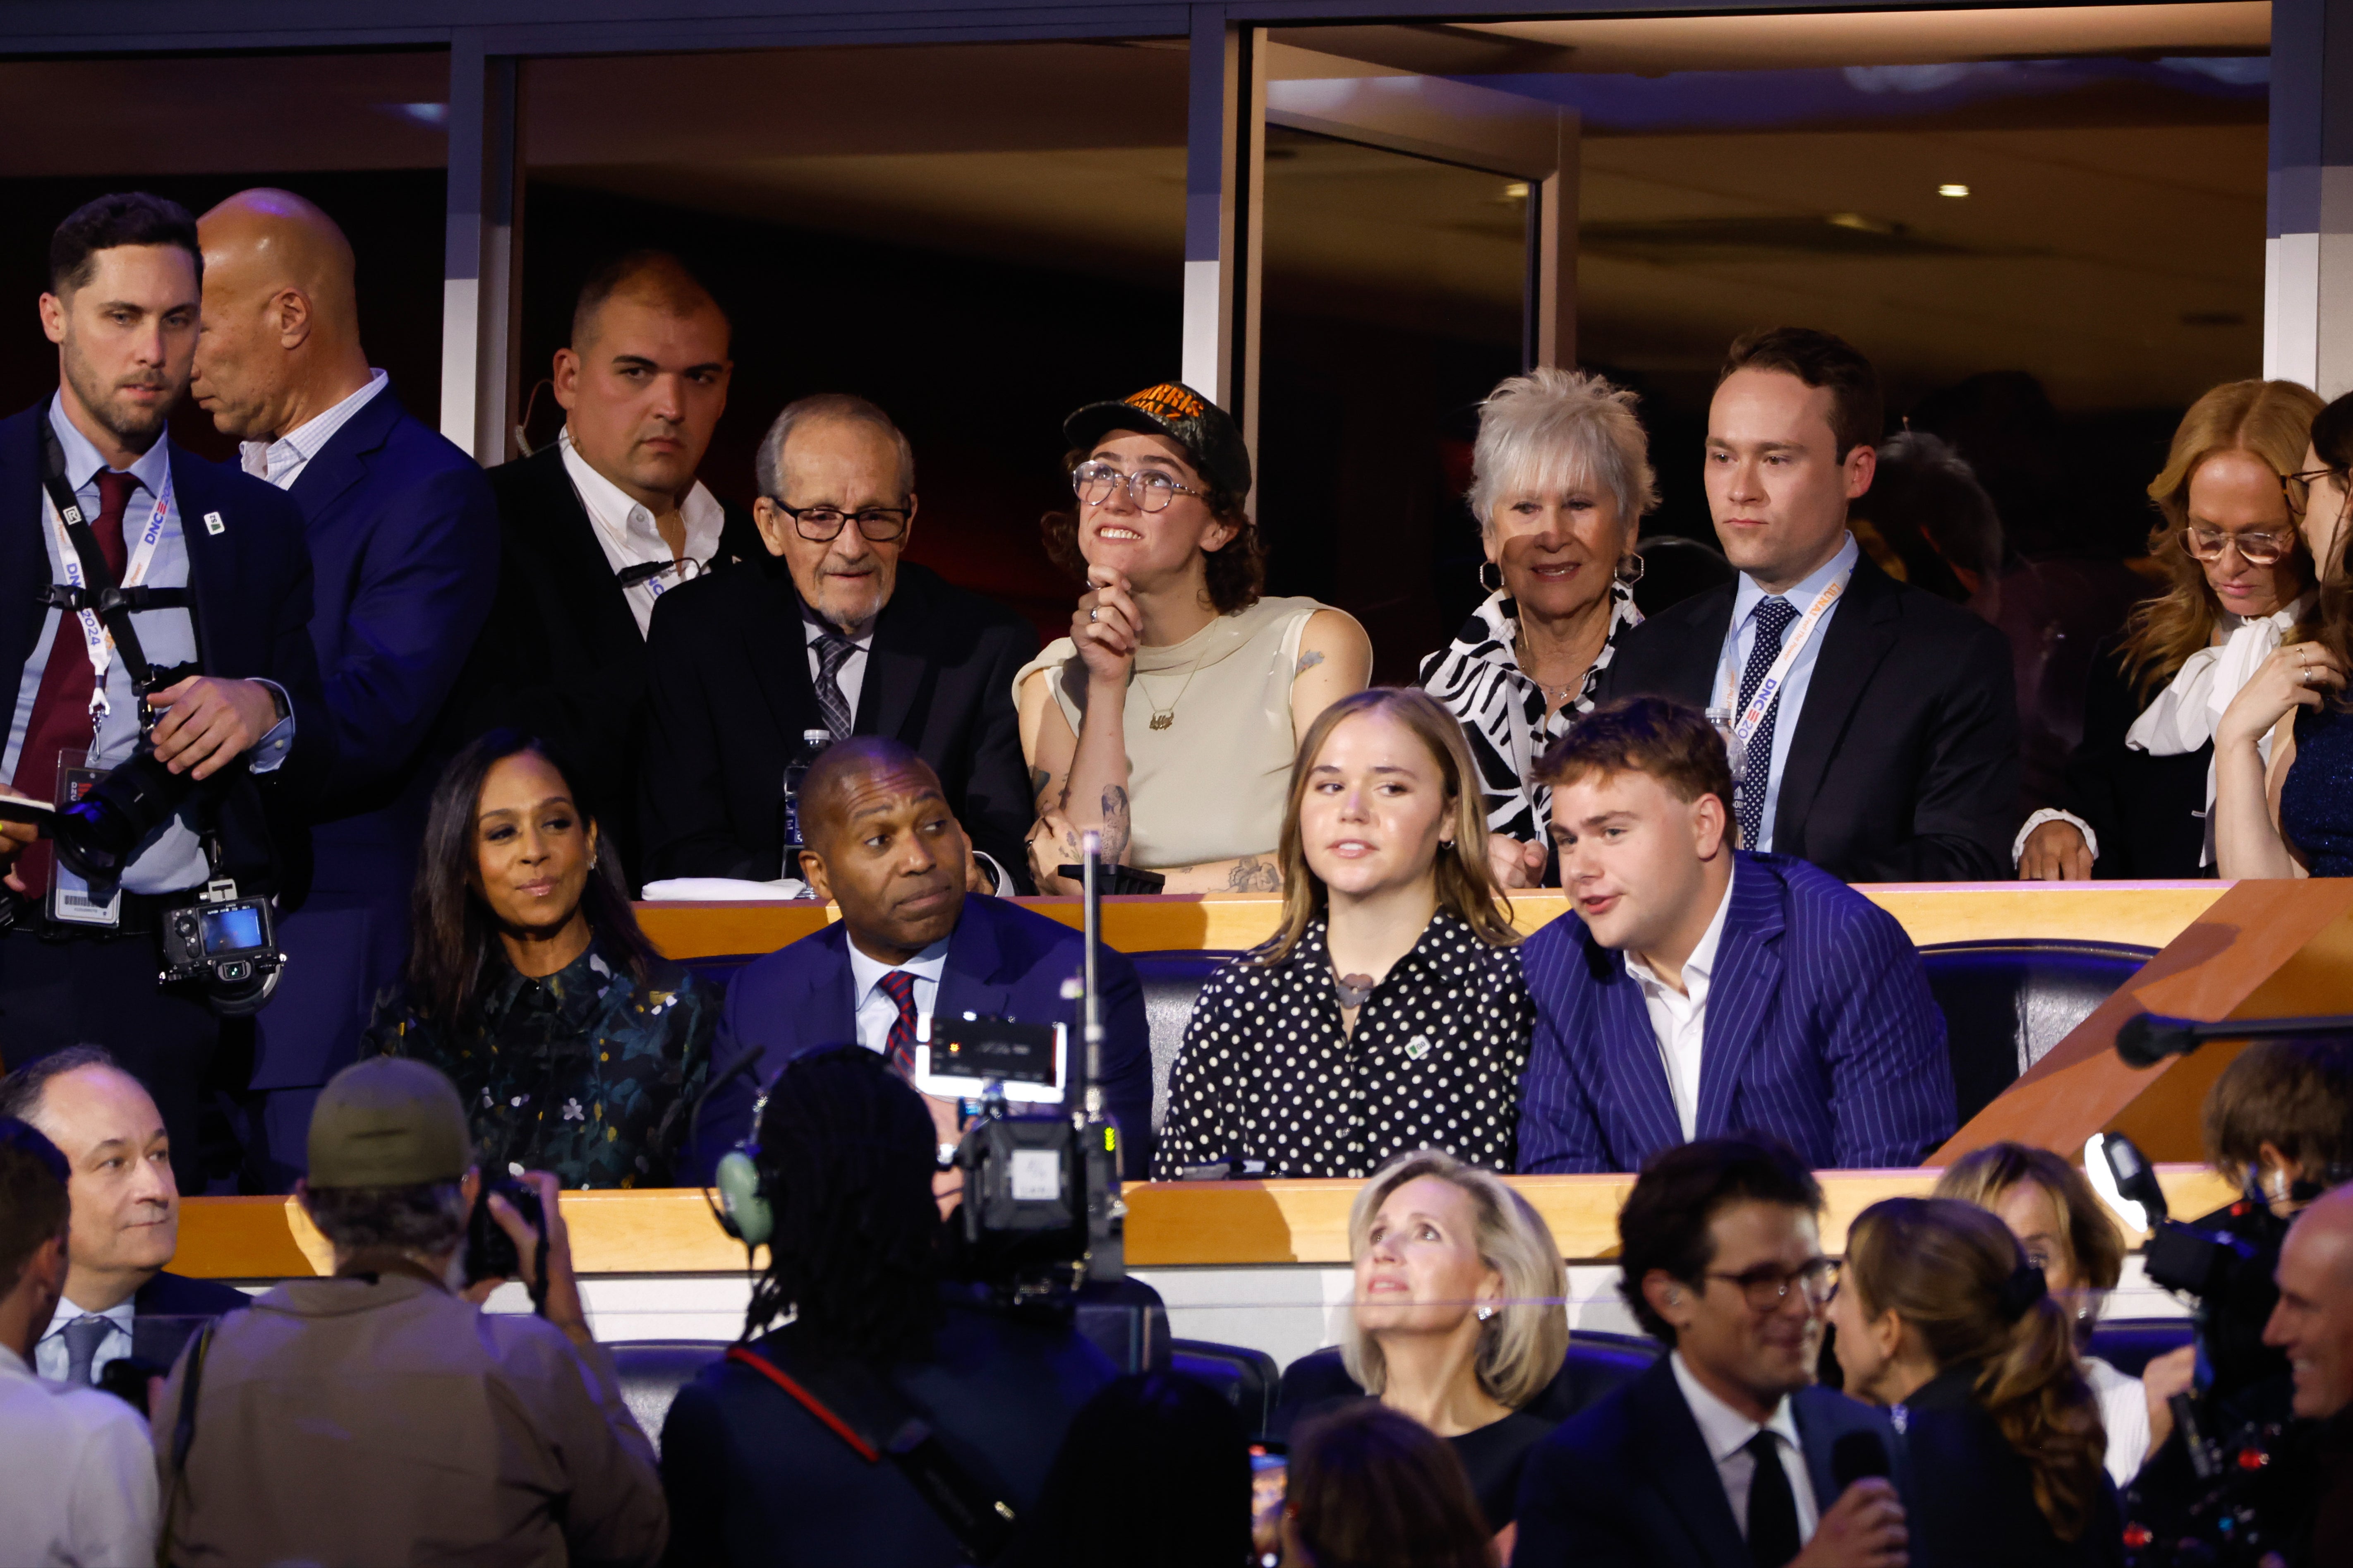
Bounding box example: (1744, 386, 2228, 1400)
(1514, 697, 1955, 1174)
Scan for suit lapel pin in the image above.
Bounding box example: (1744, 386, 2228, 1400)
(202, 511, 225, 536)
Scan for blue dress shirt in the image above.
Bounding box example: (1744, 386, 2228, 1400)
(1716, 533, 1859, 853)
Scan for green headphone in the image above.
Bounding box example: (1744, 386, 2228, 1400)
(710, 1086, 773, 1247)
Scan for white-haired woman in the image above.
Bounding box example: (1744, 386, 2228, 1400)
(1420, 368, 1658, 889)
(1317, 1150, 1570, 1544)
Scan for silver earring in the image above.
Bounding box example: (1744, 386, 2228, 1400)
(1478, 561, 1503, 596)
(1475, 1304, 1495, 1322)
(1616, 551, 1646, 586)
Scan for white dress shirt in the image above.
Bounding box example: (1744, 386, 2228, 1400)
(32, 1295, 135, 1385)
(1671, 1350, 1822, 1549)
(1717, 533, 1859, 851)
(2086, 1354, 2154, 1486)
(846, 936, 951, 1059)
(238, 367, 388, 489)
(0, 1342, 159, 1568)
(1625, 870, 1735, 1142)
(558, 425, 726, 637)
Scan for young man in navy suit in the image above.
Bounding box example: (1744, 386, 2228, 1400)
(694, 736, 1154, 1181)
(1515, 698, 1954, 1175)
(0, 193, 325, 1193)
(1513, 1138, 1911, 1568)
(0, 1047, 247, 1385)
(190, 188, 501, 1186)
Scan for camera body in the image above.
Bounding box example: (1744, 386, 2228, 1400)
(462, 1175, 548, 1310)
(157, 878, 284, 1016)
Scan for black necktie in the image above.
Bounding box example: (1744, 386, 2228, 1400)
(812, 631, 857, 742)
(1733, 595, 1799, 851)
(1746, 1429, 1802, 1568)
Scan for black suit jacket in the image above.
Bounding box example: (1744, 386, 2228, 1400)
(1512, 1357, 1909, 1568)
(2054, 637, 2210, 880)
(638, 560, 1038, 889)
(457, 442, 763, 884)
(134, 1268, 249, 1317)
(1598, 553, 2019, 882)
(0, 402, 327, 896)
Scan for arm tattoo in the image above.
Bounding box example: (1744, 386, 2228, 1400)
(1030, 766, 1051, 808)
(1100, 784, 1132, 866)
(1295, 649, 1326, 676)
(1224, 855, 1281, 892)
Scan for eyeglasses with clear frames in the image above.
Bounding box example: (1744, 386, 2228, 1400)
(767, 499, 911, 544)
(2182, 526, 2298, 568)
(1072, 460, 1208, 513)
(1705, 1256, 1842, 1312)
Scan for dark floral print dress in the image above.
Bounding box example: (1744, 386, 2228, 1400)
(367, 941, 716, 1188)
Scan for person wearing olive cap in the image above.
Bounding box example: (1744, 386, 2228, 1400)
(1017, 382, 1371, 895)
(147, 1056, 666, 1567)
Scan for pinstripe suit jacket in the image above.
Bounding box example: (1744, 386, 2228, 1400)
(1514, 852, 1955, 1172)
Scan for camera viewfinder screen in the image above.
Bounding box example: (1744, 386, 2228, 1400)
(200, 905, 265, 954)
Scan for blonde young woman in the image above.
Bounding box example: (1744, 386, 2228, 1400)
(1829, 1197, 2118, 1568)
(1420, 368, 1656, 891)
(1936, 1142, 2196, 1486)
(1016, 383, 1369, 896)
(1152, 688, 1533, 1180)
(1315, 1150, 1571, 1541)
(2019, 378, 2321, 879)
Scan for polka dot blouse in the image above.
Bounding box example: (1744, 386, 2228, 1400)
(1152, 911, 1535, 1180)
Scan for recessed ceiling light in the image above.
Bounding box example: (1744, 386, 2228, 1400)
(1938, 183, 1970, 198)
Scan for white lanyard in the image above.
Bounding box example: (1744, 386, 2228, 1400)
(1716, 575, 1844, 752)
(42, 466, 173, 726)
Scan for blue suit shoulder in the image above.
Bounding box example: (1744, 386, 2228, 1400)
(1760, 852, 1921, 956)
(136, 1268, 252, 1317)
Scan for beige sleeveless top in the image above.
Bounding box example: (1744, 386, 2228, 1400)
(1016, 596, 1325, 869)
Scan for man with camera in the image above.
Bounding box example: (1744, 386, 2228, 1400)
(150, 1055, 666, 1565)
(0, 193, 325, 1195)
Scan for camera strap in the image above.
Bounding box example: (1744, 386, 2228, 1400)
(36, 425, 181, 714)
(724, 1342, 1018, 1563)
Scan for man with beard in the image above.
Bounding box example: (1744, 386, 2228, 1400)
(0, 192, 323, 1193)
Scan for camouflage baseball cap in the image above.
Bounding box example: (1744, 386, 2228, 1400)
(307, 1057, 473, 1188)
(1063, 381, 1253, 498)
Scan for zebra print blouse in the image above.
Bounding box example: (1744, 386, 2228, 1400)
(1417, 583, 1643, 847)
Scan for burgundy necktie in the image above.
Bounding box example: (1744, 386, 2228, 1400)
(13, 470, 136, 897)
(877, 969, 920, 1079)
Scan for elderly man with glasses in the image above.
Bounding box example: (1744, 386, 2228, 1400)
(639, 393, 1038, 893)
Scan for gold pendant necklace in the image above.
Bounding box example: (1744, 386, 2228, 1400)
(1138, 654, 1204, 731)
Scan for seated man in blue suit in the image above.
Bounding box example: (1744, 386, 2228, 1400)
(695, 736, 1154, 1180)
(192, 189, 500, 1186)
(1516, 697, 1954, 1175)
(1513, 1137, 1911, 1568)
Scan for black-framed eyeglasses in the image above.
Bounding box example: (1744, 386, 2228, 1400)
(1071, 459, 1207, 514)
(2183, 525, 2298, 568)
(766, 499, 911, 543)
(1704, 1257, 1841, 1312)
(2284, 468, 2343, 517)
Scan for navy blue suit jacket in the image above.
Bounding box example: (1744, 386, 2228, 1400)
(0, 403, 326, 890)
(1515, 853, 1955, 1173)
(696, 893, 1156, 1178)
(1513, 1357, 1911, 1568)
(253, 386, 499, 1095)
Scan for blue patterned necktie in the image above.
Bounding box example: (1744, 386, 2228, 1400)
(812, 631, 858, 742)
(876, 969, 920, 1079)
(62, 1314, 112, 1386)
(1735, 596, 1800, 851)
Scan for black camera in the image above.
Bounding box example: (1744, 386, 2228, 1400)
(462, 1175, 549, 1311)
(158, 878, 284, 1017)
(51, 746, 192, 884)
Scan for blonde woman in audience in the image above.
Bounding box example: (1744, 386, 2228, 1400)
(1420, 368, 1657, 890)
(1830, 1196, 2119, 1568)
(1018, 382, 1369, 895)
(1936, 1141, 2195, 1485)
(1152, 689, 1533, 1181)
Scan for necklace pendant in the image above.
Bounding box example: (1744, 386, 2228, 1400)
(1149, 712, 1174, 731)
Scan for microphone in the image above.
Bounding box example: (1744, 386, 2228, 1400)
(2116, 1009, 2353, 1069)
(1830, 1431, 1891, 1494)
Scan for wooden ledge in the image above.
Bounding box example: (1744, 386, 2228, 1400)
(174, 1167, 2239, 1279)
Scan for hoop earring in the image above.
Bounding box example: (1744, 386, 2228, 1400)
(1616, 552, 1646, 586)
(1478, 561, 1503, 596)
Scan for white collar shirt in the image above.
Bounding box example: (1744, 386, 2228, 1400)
(32, 1295, 137, 1385)
(846, 936, 952, 1060)
(1623, 868, 1735, 1142)
(802, 600, 877, 728)
(238, 368, 389, 489)
(1670, 1350, 1821, 1549)
(0, 1341, 161, 1568)
(1718, 532, 1859, 851)
(559, 425, 726, 637)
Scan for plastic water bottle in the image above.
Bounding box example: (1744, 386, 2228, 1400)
(779, 728, 832, 873)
